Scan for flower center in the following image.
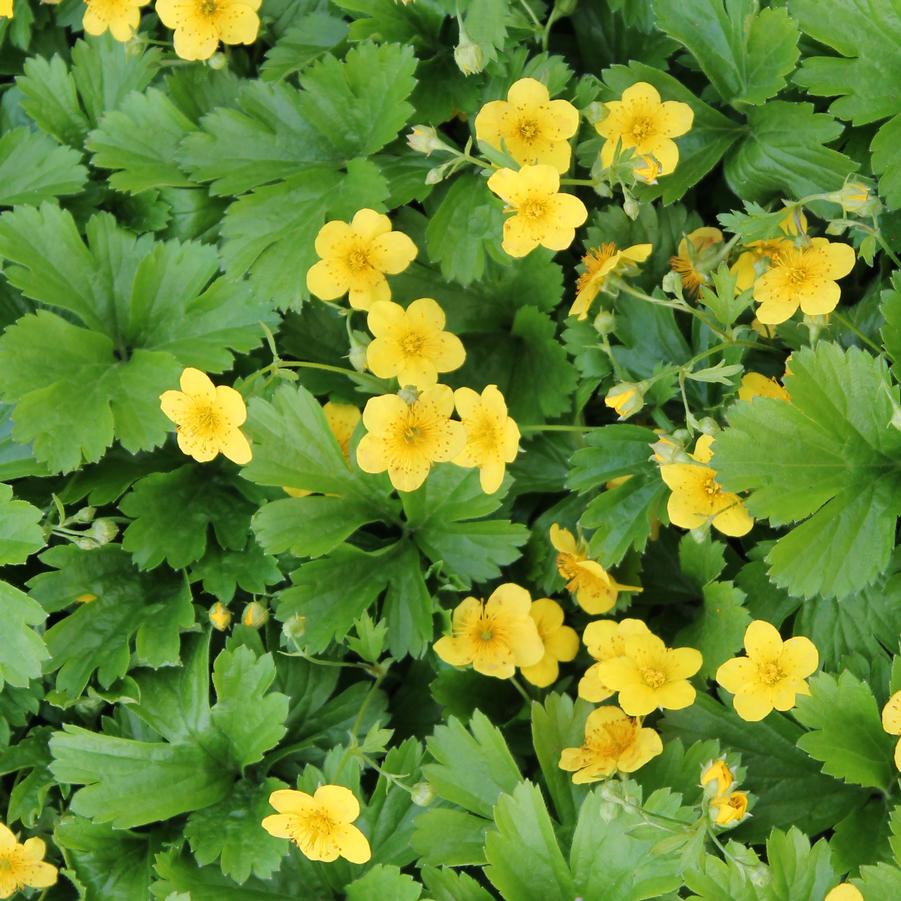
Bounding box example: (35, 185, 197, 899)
(399, 331, 425, 356)
(201, 0, 217, 13)
(759, 661, 784, 685)
(629, 117, 654, 142)
(641, 667, 666, 689)
(519, 196, 548, 221)
(703, 475, 720, 497)
(594, 718, 638, 756)
(346, 247, 371, 273)
(297, 810, 337, 845)
(403, 425, 422, 444)
(480, 629, 494, 641)
(517, 118, 540, 143)
(556, 552, 579, 582)
(181, 398, 226, 443)
(785, 265, 809, 286)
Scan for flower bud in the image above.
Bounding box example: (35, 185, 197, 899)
(650, 435, 681, 464)
(70, 506, 96, 524)
(87, 519, 119, 546)
(454, 29, 487, 76)
(700, 758, 734, 796)
(282, 614, 307, 642)
(411, 781, 436, 807)
(710, 790, 749, 826)
(424, 163, 451, 186)
(661, 270, 684, 297)
(207, 52, 228, 71)
(826, 181, 874, 215)
(397, 385, 420, 405)
(696, 417, 719, 436)
(407, 125, 447, 156)
(592, 309, 616, 335)
(604, 382, 645, 420)
(209, 602, 232, 632)
(554, 0, 579, 15)
(622, 189, 641, 220)
(348, 331, 370, 373)
(241, 601, 269, 629)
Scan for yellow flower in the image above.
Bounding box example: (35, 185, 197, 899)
(487, 165, 587, 258)
(595, 632, 702, 716)
(549, 523, 641, 614)
(710, 791, 748, 826)
(559, 706, 663, 783)
(0, 0, 11, 17)
(433, 583, 544, 679)
(241, 601, 268, 629)
(520, 598, 579, 688)
(604, 382, 645, 420)
(881, 690, 901, 770)
(365, 298, 465, 389)
(475, 77, 579, 173)
(0, 823, 58, 899)
(306, 209, 417, 311)
(83, 0, 148, 40)
(753, 238, 855, 325)
(716, 620, 819, 722)
(570, 242, 652, 320)
(160, 367, 252, 465)
(596, 81, 693, 182)
(209, 602, 231, 631)
(659, 434, 753, 537)
(356, 385, 465, 492)
(700, 758, 734, 796)
(731, 208, 806, 292)
(825, 885, 864, 901)
(156, 0, 260, 61)
(669, 227, 724, 297)
(284, 401, 360, 498)
(453, 385, 520, 494)
(261, 786, 371, 864)
(578, 618, 651, 703)
(737, 372, 790, 403)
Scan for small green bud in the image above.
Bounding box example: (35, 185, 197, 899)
(411, 781, 436, 807)
(242, 601, 269, 629)
(207, 52, 227, 71)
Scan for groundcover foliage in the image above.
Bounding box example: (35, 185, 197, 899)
(2, 0, 901, 898)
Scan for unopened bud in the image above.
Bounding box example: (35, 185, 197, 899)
(407, 125, 447, 156)
(207, 52, 227, 71)
(700, 758, 734, 796)
(348, 332, 369, 373)
(209, 602, 232, 632)
(397, 385, 420, 405)
(604, 382, 645, 420)
(241, 601, 269, 629)
(661, 270, 683, 297)
(87, 519, 119, 545)
(622, 189, 641, 219)
(425, 161, 454, 185)
(411, 781, 436, 807)
(592, 309, 616, 335)
(70, 506, 96, 524)
(696, 417, 719, 436)
(454, 29, 486, 76)
(554, 0, 578, 15)
(826, 181, 875, 215)
(282, 614, 307, 641)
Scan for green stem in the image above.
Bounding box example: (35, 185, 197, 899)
(276, 360, 362, 377)
(614, 280, 732, 342)
(560, 177, 596, 187)
(519, 424, 602, 433)
(830, 310, 882, 354)
(517, 0, 543, 30)
(509, 676, 532, 704)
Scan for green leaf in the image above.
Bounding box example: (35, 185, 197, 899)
(715, 343, 901, 599)
(402, 465, 528, 586)
(663, 693, 867, 840)
(570, 783, 688, 900)
(411, 808, 490, 867)
(676, 581, 750, 680)
(185, 778, 287, 884)
(603, 62, 743, 203)
(87, 87, 195, 193)
(261, 12, 349, 82)
(120, 466, 257, 570)
(54, 817, 152, 901)
(382, 539, 434, 659)
(655, 0, 799, 107)
(423, 710, 522, 819)
(346, 865, 422, 901)
(794, 671, 895, 790)
(421, 866, 495, 901)
(209, 646, 289, 769)
(425, 174, 505, 287)
(637, 737, 723, 806)
(568, 424, 659, 492)
(881, 271, 901, 376)
(0, 581, 48, 690)
(277, 544, 392, 653)
(0, 127, 87, 205)
(0, 483, 44, 565)
(17, 53, 91, 147)
(724, 101, 857, 202)
(28, 545, 195, 703)
(872, 114, 901, 210)
(765, 827, 836, 901)
(860, 863, 901, 900)
(484, 782, 575, 901)
(190, 541, 282, 604)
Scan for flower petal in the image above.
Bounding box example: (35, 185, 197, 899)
(434, 635, 473, 667)
(314, 784, 360, 822)
(715, 656, 756, 694)
(486, 582, 532, 619)
(883, 690, 901, 735)
(306, 259, 349, 300)
(368, 231, 418, 274)
(812, 238, 856, 279)
(261, 813, 296, 838)
(180, 367, 215, 397)
(351, 208, 392, 240)
(711, 498, 753, 537)
(508, 76, 550, 107)
(315, 220, 354, 257)
(219, 429, 253, 465)
(578, 664, 614, 703)
(655, 679, 696, 710)
(216, 3, 260, 45)
(732, 690, 774, 722)
(779, 636, 819, 679)
(621, 81, 662, 108)
(269, 789, 314, 814)
(336, 823, 371, 864)
(215, 385, 247, 427)
(520, 654, 559, 688)
(658, 100, 694, 137)
(744, 620, 783, 662)
(798, 279, 840, 316)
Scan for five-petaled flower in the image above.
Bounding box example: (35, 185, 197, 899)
(156, 0, 261, 61)
(550, 523, 641, 614)
(596, 81, 693, 183)
(83, 0, 149, 40)
(520, 598, 579, 688)
(160, 367, 252, 465)
(731, 208, 806, 292)
(669, 227, 724, 297)
(578, 618, 651, 703)
(881, 690, 901, 770)
(307, 209, 417, 310)
(559, 706, 663, 783)
(433, 583, 544, 679)
(453, 385, 520, 494)
(487, 165, 588, 258)
(261, 786, 371, 864)
(659, 434, 753, 537)
(475, 77, 580, 173)
(711, 791, 749, 827)
(0, 823, 58, 899)
(737, 372, 790, 403)
(716, 620, 819, 721)
(365, 298, 465, 389)
(753, 238, 855, 324)
(595, 631, 702, 716)
(570, 242, 652, 319)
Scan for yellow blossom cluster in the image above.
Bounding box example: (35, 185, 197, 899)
(700, 758, 749, 827)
